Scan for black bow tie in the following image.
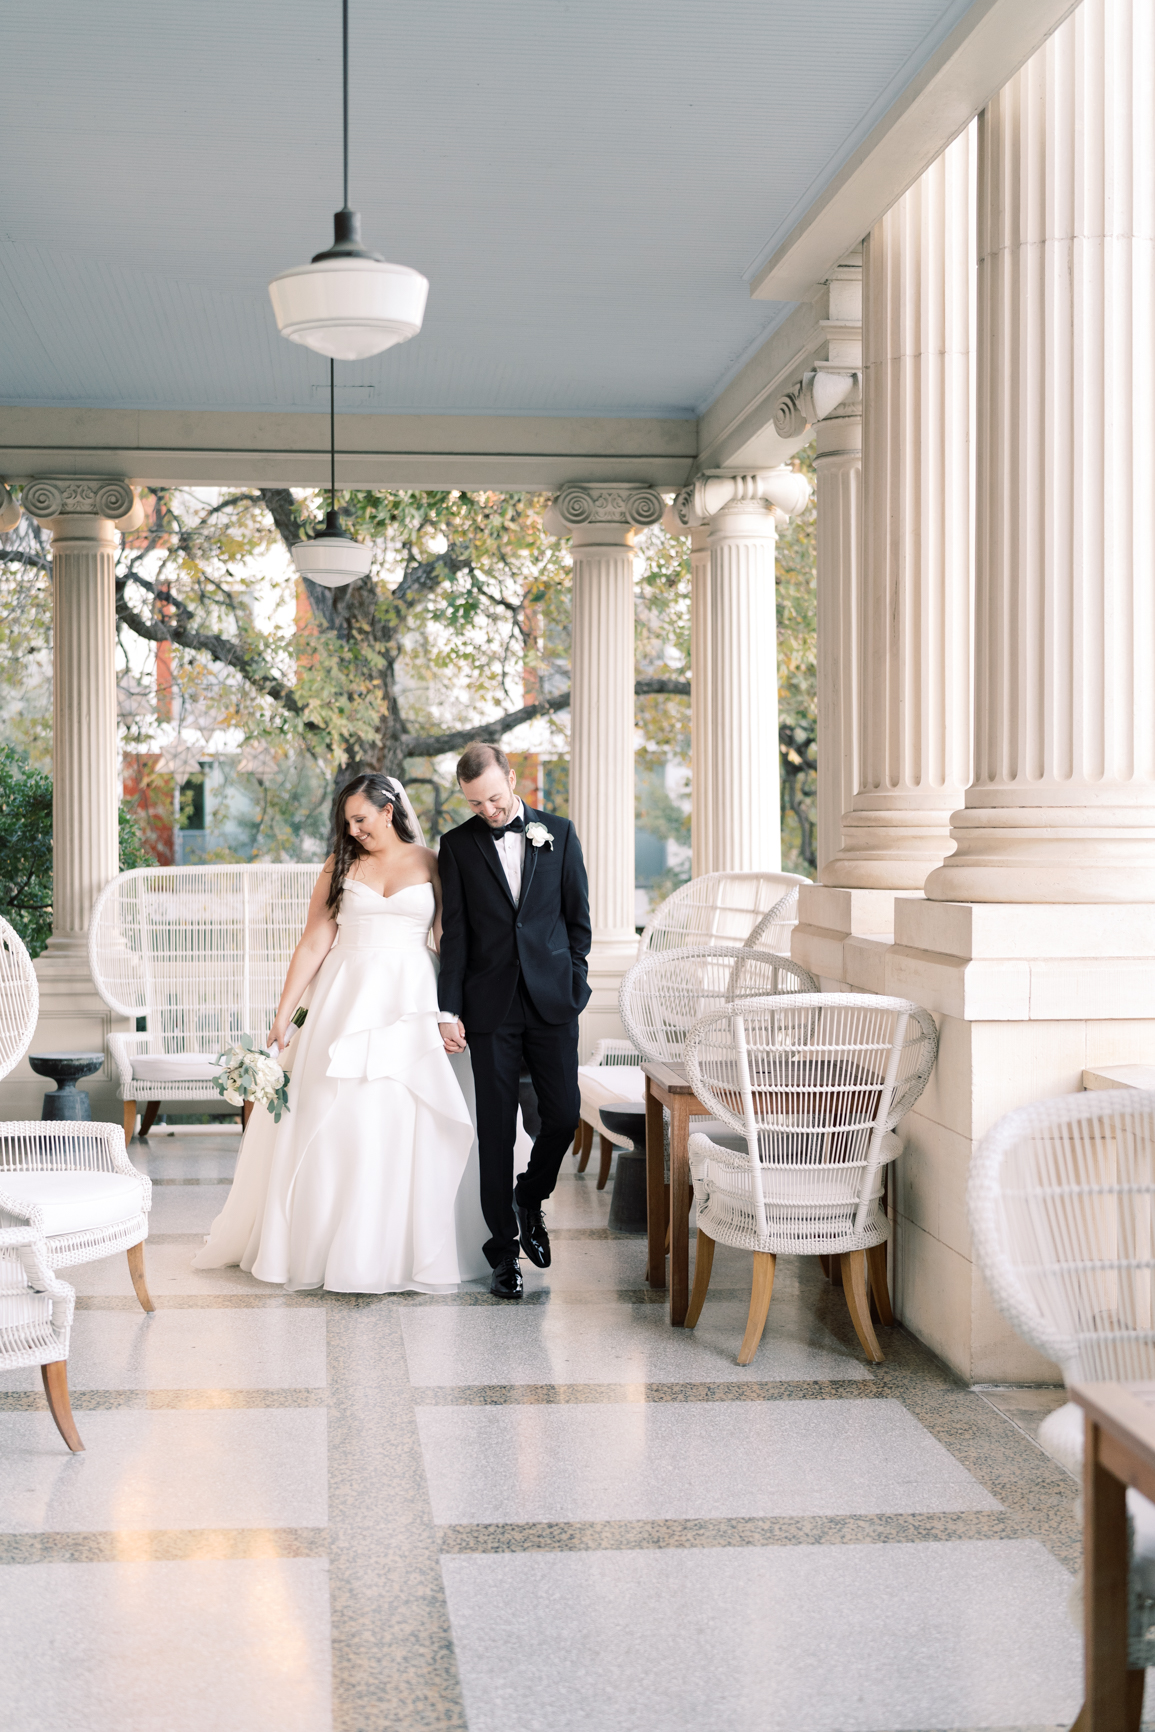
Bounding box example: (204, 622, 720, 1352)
(491, 815, 524, 840)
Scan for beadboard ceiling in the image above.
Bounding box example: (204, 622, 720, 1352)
(2, 0, 979, 422)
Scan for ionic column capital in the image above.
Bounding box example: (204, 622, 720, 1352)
(543, 482, 665, 546)
(21, 477, 142, 533)
(772, 369, 861, 443)
(667, 466, 811, 536)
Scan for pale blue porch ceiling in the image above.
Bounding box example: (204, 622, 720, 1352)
(1, 0, 973, 420)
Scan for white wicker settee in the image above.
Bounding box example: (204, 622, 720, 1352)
(88, 864, 315, 1139)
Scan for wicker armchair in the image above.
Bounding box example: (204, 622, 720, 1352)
(968, 1087, 1155, 1671)
(0, 1120, 154, 1313)
(637, 871, 807, 959)
(89, 863, 315, 1139)
(619, 946, 819, 1065)
(0, 913, 154, 1314)
(0, 1224, 83, 1451)
(684, 993, 938, 1365)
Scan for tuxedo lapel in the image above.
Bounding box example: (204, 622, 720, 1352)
(517, 804, 541, 910)
(470, 818, 517, 906)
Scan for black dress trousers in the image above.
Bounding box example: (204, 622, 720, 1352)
(467, 979, 581, 1267)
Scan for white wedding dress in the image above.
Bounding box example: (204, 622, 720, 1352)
(192, 879, 491, 1293)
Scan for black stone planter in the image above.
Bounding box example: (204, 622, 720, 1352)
(28, 1052, 104, 1121)
(600, 1104, 649, 1235)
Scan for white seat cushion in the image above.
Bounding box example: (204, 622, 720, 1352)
(577, 1064, 646, 1115)
(130, 1052, 222, 1083)
(0, 1171, 145, 1236)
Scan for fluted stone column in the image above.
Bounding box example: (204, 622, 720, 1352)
(672, 469, 811, 873)
(824, 126, 975, 891)
(8, 478, 138, 1120)
(545, 482, 664, 1050)
(815, 420, 862, 875)
(928, 0, 1155, 902)
(688, 526, 711, 877)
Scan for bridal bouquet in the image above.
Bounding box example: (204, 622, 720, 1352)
(214, 1034, 290, 1123)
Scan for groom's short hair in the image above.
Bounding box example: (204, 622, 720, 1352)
(456, 741, 511, 785)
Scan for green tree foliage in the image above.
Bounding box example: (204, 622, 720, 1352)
(0, 473, 817, 873)
(776, 446, 818, 873)
(0, 747, 151, 955)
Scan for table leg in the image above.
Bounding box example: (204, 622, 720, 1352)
(669, 1101, 691, 1326)
(1075, 1414, 1145, 1731)
(645, 1079, 666, 1290)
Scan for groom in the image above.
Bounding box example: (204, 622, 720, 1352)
(437, 742, 591, 1298)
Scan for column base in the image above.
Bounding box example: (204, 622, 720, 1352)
(0, 939, 131, 1125)
(800, 893, 1155, 1380)
(577, 934, 640, 1062)
(925, 806, 1155, 902)
(791, 884, 922, 992)
(820, 809, 956, 891)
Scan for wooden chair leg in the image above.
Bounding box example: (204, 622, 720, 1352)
(576, 1119, 593, 1173)
(41, 1360, 84, 1452)
(841, 1250, 884, 1363)
(242, 1100, 254, 1129)
(126, 1241, 155, 1313)
(684, 1231, 715, 1328)
(597, 1135, 613, 1190)
(123, 1101, 138, 1143)
(737, 1252, 776, 1365)
(867, 1241, 894, 1325)
(139, 1100, 161, 1137)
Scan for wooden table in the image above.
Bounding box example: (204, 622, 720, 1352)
(1069, 1380, 1155, 1730)
(642, 1060, 713, 1326)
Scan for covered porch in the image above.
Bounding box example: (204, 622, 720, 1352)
(2, 0, 1150, 1724)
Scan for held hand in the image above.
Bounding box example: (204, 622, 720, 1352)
(269, 1018, 291, 1054)
(440, 1018, 467, 1054)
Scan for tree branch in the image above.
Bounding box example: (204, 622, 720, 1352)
(635, 678, 691, 697)
(115, 589, 317, 728)
(401, 677, 691, 759)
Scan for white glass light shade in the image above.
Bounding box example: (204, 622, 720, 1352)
(268, 258, 429, 361)
(291, 534, 373, 588)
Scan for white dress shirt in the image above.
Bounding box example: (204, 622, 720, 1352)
(492, 799, 527, 903)
(437, 801, 526, 1026)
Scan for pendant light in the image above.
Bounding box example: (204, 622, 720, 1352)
(268, 0, 428, 361)
(291, 361, 374, 587)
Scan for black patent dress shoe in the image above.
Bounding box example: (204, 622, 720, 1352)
(490, 1254, 523, 1299)
(515, 1198, 551, 1269)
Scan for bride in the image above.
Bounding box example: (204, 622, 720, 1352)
(193, 773, 489, 1293)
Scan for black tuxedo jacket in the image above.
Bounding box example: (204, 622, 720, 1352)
(437, 807, 591, 1032)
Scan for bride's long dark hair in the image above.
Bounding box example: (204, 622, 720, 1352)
(327, 773, 417, 913)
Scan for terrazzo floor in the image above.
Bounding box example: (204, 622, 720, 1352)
(0, 1128, 1129, 1731)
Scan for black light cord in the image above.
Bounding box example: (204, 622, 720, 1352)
(330, 358, 336, 511)
(342, 0, 350, 211)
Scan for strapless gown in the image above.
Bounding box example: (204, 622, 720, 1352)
(192, 879, 490, 1293)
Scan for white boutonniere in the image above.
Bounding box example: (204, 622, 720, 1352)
(524, 821, 554, 850)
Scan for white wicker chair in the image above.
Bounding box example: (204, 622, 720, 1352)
(684, 993, 939, 1365)
(0, 1224, 82, 1451)
(620, 946, 819, 1065)
(744, 885, 804, 959)
(0, 916, 39, 1076)
(637, 871, 808, 959)
(89, 864, 315, 1140)
(575, 1039, 646, 1189)
(968, 1088, 1155, 1671)
(0, 1120, 154, 1313)
(0, 913, 155, 1314)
